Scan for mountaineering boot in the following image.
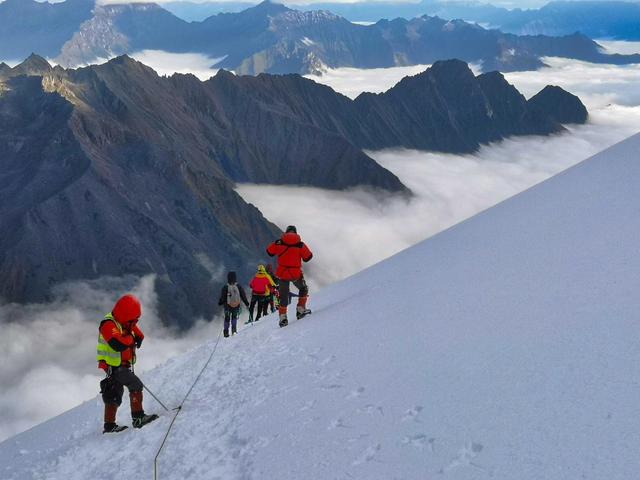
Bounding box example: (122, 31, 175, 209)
(132, 412, 159, 429)
(224, 329, 229, 338)
(103, 423, 128, 433)
(131, 391, 158, 428)
(279, 313, 288, 328)
(231, 326, 237, 335)
(103, 403, 127, 433)
(296, 296, 311, 319)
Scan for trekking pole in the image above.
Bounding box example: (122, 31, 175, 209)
(143, 383, 171, 412)
(132, 362, 171, 412)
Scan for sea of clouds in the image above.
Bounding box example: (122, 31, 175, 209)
(1, 49, 639, 443)
(244, 55, 640, 289)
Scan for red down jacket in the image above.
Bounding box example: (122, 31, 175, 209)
(266, 232, 313, 281)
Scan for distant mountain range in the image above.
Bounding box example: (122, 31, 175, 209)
(162, 1, 640, 41)
(0, 54, 586, 326)
(301, 0, 640, 41)
(1, 0, 638, 74)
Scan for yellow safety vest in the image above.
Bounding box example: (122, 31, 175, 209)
(96, 313, 134, 367)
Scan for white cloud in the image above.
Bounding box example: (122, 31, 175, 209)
(236, 104, 640, 291)
(0, 275, 219, 442)
(505, 57, 640, 109)
(307, 56, 640, 110)
(597, 40, 640, 55)
(306, 64, 431, 99)
(305, 62, 483, 99)
(128, 50, 226, 81)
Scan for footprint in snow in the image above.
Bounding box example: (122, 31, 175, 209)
(320, 355, 336, 366)
(328, 417, 353, 430)
(440, 442, 485, 474)
(300, 400, 317, 411)
(401, 434, 436, 450)
(347, 433, 371, 443)
(356, 404, 384, 416)
(346, 386, 365, 399)
(401, 405, 424, 423)
(321, 384, 343, 391)
(352, 443, 381, 466)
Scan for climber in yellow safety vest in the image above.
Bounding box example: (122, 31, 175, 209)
(97, 294, 157, 433)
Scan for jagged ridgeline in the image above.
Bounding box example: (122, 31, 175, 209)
(0, 55, 587, 327)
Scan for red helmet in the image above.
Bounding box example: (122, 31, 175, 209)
(112, 294, 142, 323)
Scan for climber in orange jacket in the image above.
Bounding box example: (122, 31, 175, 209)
(248, 264, 277, 323)
(97, 294, 158, 433)
(266, 225, 313, 327)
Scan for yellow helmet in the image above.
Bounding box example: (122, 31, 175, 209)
(257, 264, 266, 273)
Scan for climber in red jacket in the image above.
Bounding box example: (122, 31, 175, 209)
(266, 225, 313, 327)
(97, 294, 158, 433)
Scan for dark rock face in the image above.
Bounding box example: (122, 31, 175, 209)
(0, 71, 279, 328)
(527, 85, 589, 125)
(0, 56, 406, 326)
(0, 56, 587, 326)
(228, 59, 585, 154)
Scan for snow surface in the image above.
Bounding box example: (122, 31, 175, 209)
(2, 133, 640, 479)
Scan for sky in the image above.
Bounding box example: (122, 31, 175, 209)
(19, 0, 640, 7)
(1, 47, 640, 442)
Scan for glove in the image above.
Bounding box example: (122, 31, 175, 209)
(135, 337, 143, 349)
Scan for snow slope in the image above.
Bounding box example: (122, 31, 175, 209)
(2, 133, 640, 479)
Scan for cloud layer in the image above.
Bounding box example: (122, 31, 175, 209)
(305, 62, 483, 99)
(237, 105, 640, 290)
(241, 54, 640, 289)
(128, 50, 224, 81)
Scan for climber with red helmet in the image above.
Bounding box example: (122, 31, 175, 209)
(97, 294, 158, 433)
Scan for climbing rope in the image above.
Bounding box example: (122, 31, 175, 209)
(153, 326, 224, 480)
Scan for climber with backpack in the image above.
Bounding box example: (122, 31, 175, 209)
(218, 271, 250, 337)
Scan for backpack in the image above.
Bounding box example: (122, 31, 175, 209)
(227, 284, 241, 307)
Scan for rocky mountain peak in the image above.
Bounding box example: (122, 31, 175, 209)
(11, 54, 52, 77)
(392, 59, 475, 93)
(249, 0, 290, 16)
(527, 84, 589, 124)
(94, 54, 162, 82)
